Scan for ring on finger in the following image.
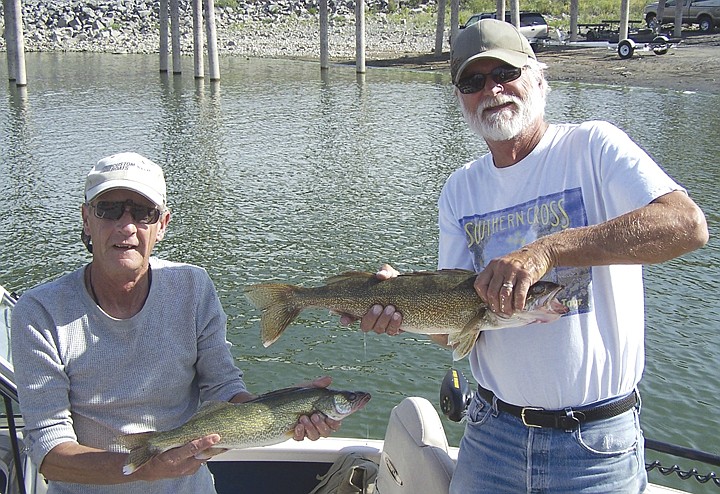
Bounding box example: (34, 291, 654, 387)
(502, 281, 514, 290)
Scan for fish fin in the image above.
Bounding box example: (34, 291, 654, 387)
(250, 386, 312, 402)
(195, 447, 228, 460)
(448, 313, 485, 360)
(408, 269, 475, 276)
(324, 272, 375, 285)
(115, 431, 158, 475)
(325, 269, 475, 284)
(449, 330, 479, 360)
(243, 284, 303, 347)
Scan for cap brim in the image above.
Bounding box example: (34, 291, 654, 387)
(454, 49, 529, 82)
(85, 180, 164, 207)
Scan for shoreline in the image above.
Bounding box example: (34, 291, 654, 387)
(359, 31, 720, 94)
(3, 0, 720, 94)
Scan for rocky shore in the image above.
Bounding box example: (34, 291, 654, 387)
(2, 0, 445, 58)
(2, 0, 719, 92)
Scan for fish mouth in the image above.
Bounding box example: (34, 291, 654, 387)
(352, 392, 372, 412)
(530, 284, 569, 315)
(550, 298, 570, 314)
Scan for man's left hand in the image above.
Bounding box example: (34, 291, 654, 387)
(293, 376, 341, 441)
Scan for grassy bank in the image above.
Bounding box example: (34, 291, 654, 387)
(381, 0, 651, 30)
(460, 0, 649, 24)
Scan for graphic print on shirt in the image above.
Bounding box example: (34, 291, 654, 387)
(461, 187, 591, 315)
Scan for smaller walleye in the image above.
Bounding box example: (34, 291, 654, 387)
(244, 269, 569, 360)
(116, 386, 370, 475)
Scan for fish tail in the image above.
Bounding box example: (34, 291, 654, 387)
(116, 431, 158, 475)
(244, 283, 303, 347)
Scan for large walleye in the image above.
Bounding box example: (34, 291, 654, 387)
(244, 269, 569, 360)
(116, 386, 371, 475)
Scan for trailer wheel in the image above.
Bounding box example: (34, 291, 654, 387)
(618, 39, 635, 59)
(652, 35, 669, 55)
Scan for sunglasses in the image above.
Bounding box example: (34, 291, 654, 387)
(89, 200, 162, 224)
(455, 66, 523, 94)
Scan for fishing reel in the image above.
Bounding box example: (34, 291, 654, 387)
(439, 367, 474, 422)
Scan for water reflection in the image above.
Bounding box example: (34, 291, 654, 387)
(1, 53, 719, 492)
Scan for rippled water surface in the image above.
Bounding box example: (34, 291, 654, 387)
(1, 52, 719, 492)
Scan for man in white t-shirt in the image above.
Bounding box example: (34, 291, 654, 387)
(347, 19, 708, 493)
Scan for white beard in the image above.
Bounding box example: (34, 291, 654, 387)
(461, 82, 545, 141)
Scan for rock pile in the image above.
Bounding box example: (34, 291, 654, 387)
(2, 0, 445, 58)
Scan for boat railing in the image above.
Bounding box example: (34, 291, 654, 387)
(1, 285, 27, 494)
(645, 438, 720, 488)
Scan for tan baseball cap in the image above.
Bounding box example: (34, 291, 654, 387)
(451, 18, 536, 83)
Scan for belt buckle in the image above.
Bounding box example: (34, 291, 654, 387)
(521, 407, 544, 428)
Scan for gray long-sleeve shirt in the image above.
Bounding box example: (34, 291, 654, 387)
(11, 258, 248, 493)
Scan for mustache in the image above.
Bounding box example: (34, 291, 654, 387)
(477, 95, 522, 112)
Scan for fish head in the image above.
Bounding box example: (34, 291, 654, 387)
(323, 390, 372, 420)
(522, 281, 569, 322)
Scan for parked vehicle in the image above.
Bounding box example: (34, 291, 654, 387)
(643, 0, 720, 32)
(460, 12, 550, 50)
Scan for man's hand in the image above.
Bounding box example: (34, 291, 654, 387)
(136, 434, 222, 480)
(337, 264, 404, 335)
(293, 376, 341, 441)
(473, 244, 553, 317)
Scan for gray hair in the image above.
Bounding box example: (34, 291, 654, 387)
(524, 58, 551, 98)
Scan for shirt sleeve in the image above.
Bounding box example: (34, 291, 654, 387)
(194, 271, 248, 402)
(11, 291, 78, 468)
(437, 176, 475, 271)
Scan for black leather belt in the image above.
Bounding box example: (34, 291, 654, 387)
(477, 387, 638, 431)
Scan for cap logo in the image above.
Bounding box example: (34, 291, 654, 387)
(101, 161, 153, 173)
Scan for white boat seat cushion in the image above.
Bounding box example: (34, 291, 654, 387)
(376, 397, 455, 494)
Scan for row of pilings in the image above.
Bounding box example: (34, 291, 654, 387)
(3, 0, 640, 88)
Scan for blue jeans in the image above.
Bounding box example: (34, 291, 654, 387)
(449, 392, 647, 494)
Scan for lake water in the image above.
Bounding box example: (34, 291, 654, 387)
(1, 52, 718, 492)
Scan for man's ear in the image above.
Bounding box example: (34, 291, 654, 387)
(81, 203, 91, 235)
(155, 211, 171, 242)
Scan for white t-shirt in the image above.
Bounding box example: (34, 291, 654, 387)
(438, 121, 682, 409)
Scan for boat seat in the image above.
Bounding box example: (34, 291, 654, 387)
(376, 396, 455, 494)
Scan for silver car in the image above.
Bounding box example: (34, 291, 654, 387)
(461, 12, 550, 50)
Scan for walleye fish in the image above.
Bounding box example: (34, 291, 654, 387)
(244, 269, 569, 360)
(116, 386, 371, 475)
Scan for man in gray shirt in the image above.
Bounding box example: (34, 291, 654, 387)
(11, 152, 341, 493)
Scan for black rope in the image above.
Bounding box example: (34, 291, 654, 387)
(646, 460, 720, 487)
(646, 438, 720, 488)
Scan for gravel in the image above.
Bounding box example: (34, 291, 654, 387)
(1, 0, 446, 59)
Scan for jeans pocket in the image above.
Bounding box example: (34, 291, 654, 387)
(576, 409, 641, 457)
(466, 394, 494, 427)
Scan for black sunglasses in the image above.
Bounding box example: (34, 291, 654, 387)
(455, 66, 524, 94)
(89, 200, 162, 225)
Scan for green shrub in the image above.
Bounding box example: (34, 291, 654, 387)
(457, 0, 648, 27)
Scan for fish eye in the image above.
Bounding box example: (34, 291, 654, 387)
(530, 284, 543, 295)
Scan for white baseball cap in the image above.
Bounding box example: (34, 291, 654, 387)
(85, 152, 166, 207)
